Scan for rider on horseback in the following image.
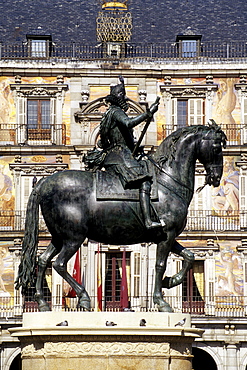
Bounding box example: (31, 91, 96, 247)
(84, 76, 162, 230)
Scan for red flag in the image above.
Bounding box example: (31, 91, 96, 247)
(68, 249, 81, 298)
(97, 244, 102, 311)
(120, 248, 128, 310)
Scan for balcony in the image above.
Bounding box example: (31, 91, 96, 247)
(185, 210, 242, 232)
(0, 295, 246, 319)
(0, 210, 244, 233)
(1, 41, 247, 62)
(162, 123, 244, 146)
(0, 123, 66, 146)
(0, 210, 47, 232)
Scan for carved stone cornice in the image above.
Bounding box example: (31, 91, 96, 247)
(9, 163, 68, 176)
(10, 84, 68, 98)
(160, 84, 218, 99)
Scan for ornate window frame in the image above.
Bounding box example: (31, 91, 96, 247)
(10, 80, 68, 145)
(160, 79, 218, 137)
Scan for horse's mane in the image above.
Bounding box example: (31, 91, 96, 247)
(153, 121, 227, 167)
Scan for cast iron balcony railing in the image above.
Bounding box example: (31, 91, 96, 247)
(1, 41, 247, 61)
(0, 210, 48, 232)
(0, 123, 66, 146)
(0, 122, 245, 147)
(185, 210, 242, 232)
(163, 123, 244, 146)
(0, 295, 246, 318)
(0, 210, 244, 232)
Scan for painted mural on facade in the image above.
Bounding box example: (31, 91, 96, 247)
(0, 242, 14, 304)
(0, 76, 71, 144)
(212, 156, 239, 215)
(0, 157, 15, 231)
(215, 240, 243, 300)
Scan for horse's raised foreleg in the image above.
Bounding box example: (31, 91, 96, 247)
(53, 243, 91, 311)
(35, 242, 58, 311)
(162, 241, 194, 289)
(153, 240, 174, 312)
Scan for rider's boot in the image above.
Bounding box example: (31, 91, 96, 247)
(140, 181, 162, 230)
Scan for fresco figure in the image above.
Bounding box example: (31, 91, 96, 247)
(212, 157, 239, 213)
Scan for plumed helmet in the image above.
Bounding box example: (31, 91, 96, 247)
(105, 76, 129, 111)
(109, 75, 126, 98)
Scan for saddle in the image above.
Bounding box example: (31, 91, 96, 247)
(96, 160, 158, 201)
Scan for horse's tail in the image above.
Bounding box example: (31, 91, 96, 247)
(15, 178, 46, 293)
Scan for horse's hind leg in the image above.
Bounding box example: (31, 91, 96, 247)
(35, 242, 58, 311)
(53, 242, 91, 311)
(153, 240, 174, 312)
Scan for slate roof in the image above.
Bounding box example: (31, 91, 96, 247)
(0, 0, 246, 44)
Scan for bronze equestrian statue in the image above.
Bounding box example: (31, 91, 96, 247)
(15, 78, 226, 312)
(84, 76, 162, 230)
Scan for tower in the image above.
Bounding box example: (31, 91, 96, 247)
(96, 0, 132, 57)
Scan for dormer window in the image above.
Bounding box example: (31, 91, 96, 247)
(26, 32, 52, 58)
(176, 29, 202, 58)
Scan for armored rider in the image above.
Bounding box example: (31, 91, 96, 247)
(85, 76, 162, 230)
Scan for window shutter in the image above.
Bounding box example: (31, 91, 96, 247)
(242, 98, 247, 144)
(171, 98, 177, 128)
(243, 98, 247, 125)
(133, 252, 140, 297)
(17, 97, 27, 144)
(188, 99, 204, 126)
(240, 171, 247, 228)
(188, 175, 211, 230)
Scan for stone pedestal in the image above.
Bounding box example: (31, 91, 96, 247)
(10, 312, 203, 370)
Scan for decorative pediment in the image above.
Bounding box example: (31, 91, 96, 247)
(75, 97, 145, 123)
(10, 83, 68, 98)
(9, 163, 68, 176)
(160, 84, 218, 98)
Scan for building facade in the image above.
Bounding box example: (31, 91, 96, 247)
(1, 1, 247, 369)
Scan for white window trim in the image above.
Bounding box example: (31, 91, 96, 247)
(161, 83, 218, 136)
(10, 83, 68, 145)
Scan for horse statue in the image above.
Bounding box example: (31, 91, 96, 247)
(15, 122, 226, 312)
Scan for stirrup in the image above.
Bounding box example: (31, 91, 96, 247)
(145, 220, 163, 230)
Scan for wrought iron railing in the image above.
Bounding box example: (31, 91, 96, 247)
(185, 210, 242, 232)
(1, 41, 247, 61)
(0, 210, 48, 232)
(0, 123, 66, 146)
(162, 123, 244, 145)
(0, 295, 246, 318)
(0, 210, 244, 232)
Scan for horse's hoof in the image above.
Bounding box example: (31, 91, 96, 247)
(77, 296, 91, 311)
(39, 302, 51, 312)
(157, 302, 174, 313)
(153, 295, 174, 312)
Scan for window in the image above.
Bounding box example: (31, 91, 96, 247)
(182, 260, 205, 314)
(177, 100, 187, 128)
(10, 83, 68, 145)
(27, 99, 51, 141)
(31, 39, 47, 57)
(26, 34, 52, 58)
(105, 252, 130, 309)
(176, 34, 202, 58)
(181, 40, 197, 58)
(172, 98, 205, 128)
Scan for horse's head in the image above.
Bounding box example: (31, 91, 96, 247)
(197, 121, 227, 188)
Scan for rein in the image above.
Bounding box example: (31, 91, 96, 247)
(144, 154, 194, 204)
